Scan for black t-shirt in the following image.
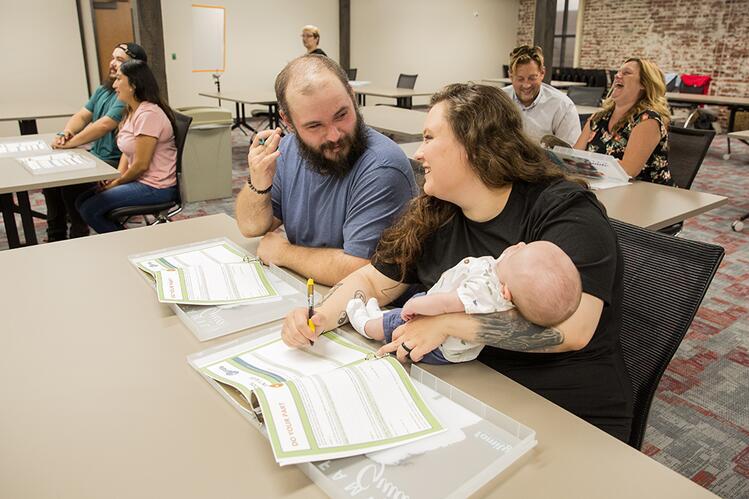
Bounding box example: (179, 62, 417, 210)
(309, 48, 327, 56)
(374, 179, 633, 441)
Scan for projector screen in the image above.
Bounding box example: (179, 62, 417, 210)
(0, 0, 89, 120)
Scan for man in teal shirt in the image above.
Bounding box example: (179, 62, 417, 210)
(47, 42, 147, 241)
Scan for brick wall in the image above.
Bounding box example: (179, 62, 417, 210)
(515, 0, 749, 116)
(516, 0, 535, 47)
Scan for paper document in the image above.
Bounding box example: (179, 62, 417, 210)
(16, 152, 95, 175)
(135, 241, 279, 305)
(0, 139, 51, 156)
(154, 261, 279, 305)
(551, 146, 630, 190)
(194, 329, 445, 466)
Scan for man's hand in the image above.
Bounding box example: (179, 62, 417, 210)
(377, 315, 449, 363)
(256, 228, 289, 266)
(52, 131, 74, 149)
(248, 128, 282, 191)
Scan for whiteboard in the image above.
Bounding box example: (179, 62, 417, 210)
(192, 5, 225, 72)
(0, 0, 89, 119)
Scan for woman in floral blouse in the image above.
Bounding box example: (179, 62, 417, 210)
(574, 58, 673, 186)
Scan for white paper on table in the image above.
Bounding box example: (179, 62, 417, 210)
(154, 261, 278, 305)
(256, 356, 444, 465)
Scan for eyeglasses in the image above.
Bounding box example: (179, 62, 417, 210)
(300, 34, 315, 39)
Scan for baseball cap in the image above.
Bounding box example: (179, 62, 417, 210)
(117, 42, 148, 63)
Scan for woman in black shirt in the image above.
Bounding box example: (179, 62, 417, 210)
(281, 83, 633, 442)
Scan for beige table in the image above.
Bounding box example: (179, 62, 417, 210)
(0, 133, 118, 248)
(483, 77, 588, 89)
(725, 129, 749, 160)
(361, 105, 425, 139)
(397, 142, 726, 231)
(0, 113, 74, 135)
(666, 92, 749, 132)
(198, 91, 279, 132)
(593, 181, 727, 230)
(0, 213, 717, 498)
(353, 85, 434, 107)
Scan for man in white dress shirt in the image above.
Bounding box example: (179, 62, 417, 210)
(502, 45, 581, 145)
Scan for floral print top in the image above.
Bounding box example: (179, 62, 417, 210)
(586, 109, 673, 186)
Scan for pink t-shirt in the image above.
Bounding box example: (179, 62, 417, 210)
(117, 102, 177, 189)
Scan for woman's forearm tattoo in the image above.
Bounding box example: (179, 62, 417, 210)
(472, 309, 564, 352)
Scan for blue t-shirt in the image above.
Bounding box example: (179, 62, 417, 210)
(272, 127, 417, 259)
(84, 85, 126, 164)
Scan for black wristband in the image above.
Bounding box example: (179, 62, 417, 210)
(247, 174, 272, 195)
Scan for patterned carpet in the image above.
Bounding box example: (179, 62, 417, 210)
(1, 127, 747, 498)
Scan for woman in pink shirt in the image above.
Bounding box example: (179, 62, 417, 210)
(76, 59, 178, 233)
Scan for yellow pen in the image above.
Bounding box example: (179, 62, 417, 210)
(307, 278, 316, 339)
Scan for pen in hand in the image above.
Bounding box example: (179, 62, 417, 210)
(307, 278, 316, 344)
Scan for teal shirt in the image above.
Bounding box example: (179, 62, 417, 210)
(84, 85, 126, 164)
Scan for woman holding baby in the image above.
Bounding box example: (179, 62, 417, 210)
(281, 83, 633, 442)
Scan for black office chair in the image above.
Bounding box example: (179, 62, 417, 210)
(396, 73, 418, 108)
(657, 126, 716, 236)
(567, 86, 606, 106)
(611, 219, 724, 450)
(667, 127, 715, 190)
(107, 112, 192, 226)
(502, 64, 510, 78)
(346, 68, 357, 81)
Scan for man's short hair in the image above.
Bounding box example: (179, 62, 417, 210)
(302, 25, 320, 41)
(117, 42, 147, 63)
(274, 55, 353, 122)
(509, 45, 544, 74)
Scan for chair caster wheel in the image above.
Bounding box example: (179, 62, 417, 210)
(732, 220, 744, 232)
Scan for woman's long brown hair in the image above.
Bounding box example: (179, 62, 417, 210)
(374, 83, 570, 280)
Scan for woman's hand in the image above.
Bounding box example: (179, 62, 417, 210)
(377, 315, 448, 363)
(281, 307, 325, 348)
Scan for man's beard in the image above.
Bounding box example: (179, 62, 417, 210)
(102, 70, 116, 91)
(295, 112, 368, 178)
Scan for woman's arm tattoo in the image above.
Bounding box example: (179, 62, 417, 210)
(471, 309, 564, 352)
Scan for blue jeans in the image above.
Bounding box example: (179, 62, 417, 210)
(76, 181, 177, 233)
(382, 295, 449, 365)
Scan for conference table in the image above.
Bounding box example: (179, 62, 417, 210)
(353, 85, 434, 107)
(725, 129, 749, 160)
(483, 77, 588, 89)
(360, 105, 425, 139)
(198, 91, 279, 133)
(0, 133, 118, 248)
(398, 142, 727, 231)
(666, 92, 749, 133)
(0, 113, 74, 135)
(0, 213, 717, 498)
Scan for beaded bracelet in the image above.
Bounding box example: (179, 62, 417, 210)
(247, 174, 272, 195)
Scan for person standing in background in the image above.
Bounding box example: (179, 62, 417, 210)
(301, 25, 327, 56)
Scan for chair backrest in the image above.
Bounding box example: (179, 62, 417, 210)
(346, 68, 357, 81)
(611, 219, 724, 449)
(396, 73, 418, 89)
(667, 126, 715, 189)
(172, 111, 193, 204)
(567, 86, 606, 106)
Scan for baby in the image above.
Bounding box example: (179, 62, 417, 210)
(346, 241, 582, 364)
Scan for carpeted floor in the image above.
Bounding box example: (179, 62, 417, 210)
(1, 127, 747, 497)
